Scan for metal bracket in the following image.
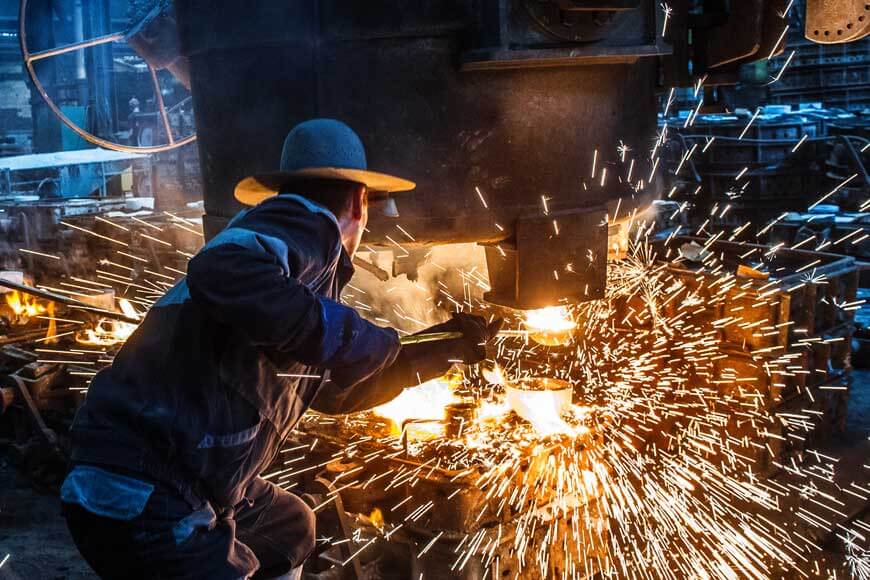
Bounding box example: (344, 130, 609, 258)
(9, 374, 57, 446)
(462, 0, 667, 69)
(310, 476, 365, 580)
(483, 207, 608, 309)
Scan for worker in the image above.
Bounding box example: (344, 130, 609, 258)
(60, 119, 502, 580)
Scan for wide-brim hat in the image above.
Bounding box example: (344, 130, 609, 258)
(235, 119, 415, 206)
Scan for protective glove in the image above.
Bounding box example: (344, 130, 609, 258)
(420, 312, 504, 364)
(392, 313, 501, 389)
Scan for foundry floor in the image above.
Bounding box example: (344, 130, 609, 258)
(0, 299, 869, 580)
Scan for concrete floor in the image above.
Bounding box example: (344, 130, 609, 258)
(0, 301, 868, 580)
(0, 462, 93, 580)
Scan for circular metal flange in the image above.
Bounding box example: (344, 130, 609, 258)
(18, 0, 196, 154)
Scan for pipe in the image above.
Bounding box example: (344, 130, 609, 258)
(0, 279, 141, 324)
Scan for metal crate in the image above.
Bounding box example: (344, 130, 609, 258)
(656, 237, 858, 353)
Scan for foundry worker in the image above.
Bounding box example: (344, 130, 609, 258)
(60, 119, 502, 580)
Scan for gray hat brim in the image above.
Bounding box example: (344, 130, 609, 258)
(235, 168, 416, 206)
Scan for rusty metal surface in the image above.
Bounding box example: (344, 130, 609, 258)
(704, 0, 764, 69)
(702, 0, 788, 71)
(654, 236, 859, 351)
(176, 0, 662, 308)
(805, 0, 870, 43)
(484, 207, 609, 308)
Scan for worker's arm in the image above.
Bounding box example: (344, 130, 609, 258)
(186, 198, 400, 382)
(311, 314, 502, 415)
(309, 342, 449, 414)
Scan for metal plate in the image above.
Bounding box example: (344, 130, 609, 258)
(705, 0, 764, 69)
(805, 0, 870, 43)
(484, 208, 608, 309)
(756, 0, 790, 61)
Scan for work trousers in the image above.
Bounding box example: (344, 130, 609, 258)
(63, 475, 316, 580)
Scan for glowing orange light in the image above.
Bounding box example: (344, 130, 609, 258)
(369, 508, 384, 529)
(482, 363, 506, 386)
(76, 299, 140, 346)
(506, 377, 576, 436)
(4, 290, 47, 319)
(523, 306, 576, 346)
(372, 371, 462, 436)
(44, 301, 57, 344)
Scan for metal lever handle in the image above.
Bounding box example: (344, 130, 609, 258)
(399, 331, 463, 345)
(399, 329, 527, 345)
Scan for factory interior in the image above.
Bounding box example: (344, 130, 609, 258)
(0, 0, 869, 578)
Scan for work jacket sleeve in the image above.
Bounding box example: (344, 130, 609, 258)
(309, 342, 455, 415)
(185, 199, 400, 378)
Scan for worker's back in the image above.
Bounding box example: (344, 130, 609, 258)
(69, 194, 351, 508)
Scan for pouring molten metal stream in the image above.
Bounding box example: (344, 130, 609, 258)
(378, 305, 579, 438)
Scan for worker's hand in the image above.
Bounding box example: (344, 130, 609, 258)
(417, 313, 503, 364)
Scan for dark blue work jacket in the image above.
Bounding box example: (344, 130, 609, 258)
(69, 194, 408, 508)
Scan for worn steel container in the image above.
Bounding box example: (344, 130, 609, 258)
(174, 0, 666, 307)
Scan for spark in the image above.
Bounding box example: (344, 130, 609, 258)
(384, 235, 409, 256)
(791, 134, 808, 153)
(164, 212, 204, 237)
(341, 537, 378, 566)
(693, 74, 707, 97)
(768, 50, 796, 85)
(663, 88, 676, 116)
(738, 108, 761, 140)
(617, 141, 631, 162)
(833, 229, 863, 245)
(675, 144, 697, 175)
(660, 2, 672, 36)
(277, 228, 869, 578)
(130, 216, 163, 231)
(60, 221, 128, 247)
(117, 250, 149, 263)
(767, 26, 789, 59)
(808, 174, 858, 209)
(19, 248, 60, 260)
(758, 213, 788, 237)
(141, 233, 172, 247)
(396, 225, 416, 241)
(95, 216, 130, 232)
(648, 157, 660, 182)
(475, 186, 489, 209)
